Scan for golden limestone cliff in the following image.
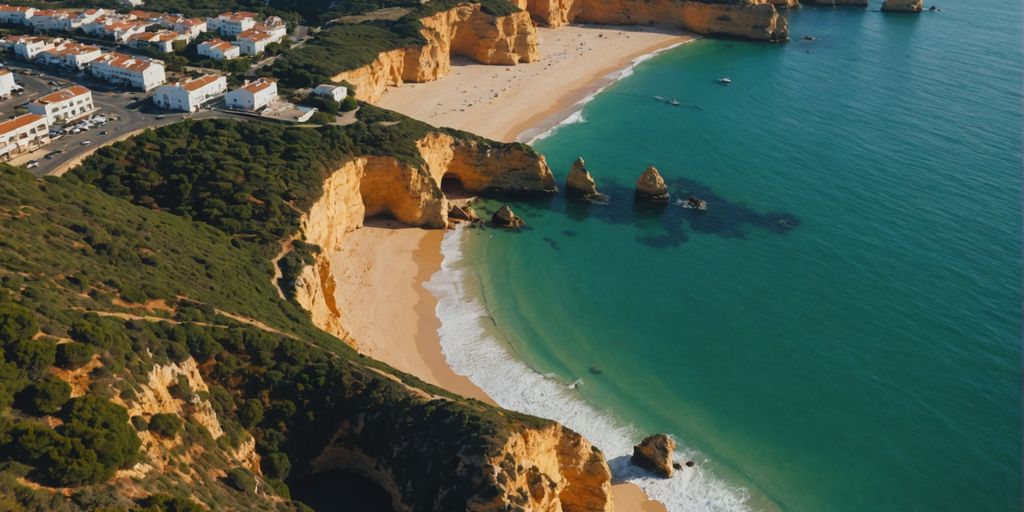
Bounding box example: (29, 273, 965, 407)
(513, 0, 788, 41)
(335, 4, 539, 102)
(287, 132, 612, 511)
(309, 420, 613, 512)
(881, 0, 923, 12)
(293, 130, 554, 342)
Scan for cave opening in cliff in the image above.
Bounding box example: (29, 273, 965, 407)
(441, 173, 471, 199)
(289, 469, 395, 512)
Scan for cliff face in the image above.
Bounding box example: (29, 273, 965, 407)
(335, 4, 539, 102)
(309, 420, 613, 512)
(517, 0, 788, 41)
(293, 130, 553, 343)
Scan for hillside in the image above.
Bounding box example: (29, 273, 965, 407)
(0, 107, 608, 511)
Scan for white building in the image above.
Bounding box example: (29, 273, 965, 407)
(37, 42, 103, 70)
(314, 84, 348, 102)
(0, 113, 49, 161)
(207, 11, 257, 37)
(25, 9, 99, 32)
(89, 52, 165, 91)
(158, 14, 207, 40)
(235, 27, 284, 56)
(27, 85, 94, 125)
(4, 35, 58, 60)
(197, 39, 239, 61)
(225, 78, 276, 111)
(153, 74, 226, 112)
(0, 5, 35, 25)
(0, 68, 16, 99)
(128, 30, 183, 53)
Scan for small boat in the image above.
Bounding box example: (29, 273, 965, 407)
(718, 77, 732, 85)
(674, 197, 709, 211)
(669, 99, 680, 106)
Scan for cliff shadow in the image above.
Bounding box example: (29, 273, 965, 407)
(289, 469, 395, 512)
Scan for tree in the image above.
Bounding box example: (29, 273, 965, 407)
(262, 452, 291, 480)
(148, 413, 183, 438)
(225, 467, 256, 493)
(237, 399, 263, 428)
(18, 377, 71, 415)
(0, 303, 36, 345)
(7, 339, 56, 374)
(55, 342, 94, 370)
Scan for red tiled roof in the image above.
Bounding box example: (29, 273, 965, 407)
(34, 85, 90, 105)
(0, 113, 45, 135)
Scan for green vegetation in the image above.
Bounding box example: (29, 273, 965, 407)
(148, 414, 183, 438)
(0, 103, 554, 509)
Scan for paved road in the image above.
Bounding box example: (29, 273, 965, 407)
(0, 62, 240, 177)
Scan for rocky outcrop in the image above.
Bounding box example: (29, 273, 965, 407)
(804, 0, 867, 6)
(335, 4, 539, 102)
(449, 203, 480, 222)
(881, 0, 923, 12)
(517, 0, 788, 41)
(292, 130, 554, 342)
(767, 0, 800, 7)
(566, 156, 606, 201)
(631, 434, 676, 478)
(491, 204, 525, 228)
(309, 419, 613, 512)
(636, 165, 670, 201)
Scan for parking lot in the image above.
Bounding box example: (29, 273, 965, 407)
(0, 62, 235, 177)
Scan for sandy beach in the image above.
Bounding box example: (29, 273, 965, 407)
(330, 25, 690, 511)
(377, 24, 695, 142)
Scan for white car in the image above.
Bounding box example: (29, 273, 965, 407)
(26, 160, 39, 168)
(80, 140, 91, 145)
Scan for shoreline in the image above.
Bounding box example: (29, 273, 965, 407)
(330, 28, 694, 511)
(377, 24, 695, 142)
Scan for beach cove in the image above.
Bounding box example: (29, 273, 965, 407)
(322, 3, 1020, 511)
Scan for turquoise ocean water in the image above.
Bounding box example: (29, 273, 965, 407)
(427, 2, 1022, 510)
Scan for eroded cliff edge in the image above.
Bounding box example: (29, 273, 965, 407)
(336, 4, 539, 102)
(285, 116, 617, 511)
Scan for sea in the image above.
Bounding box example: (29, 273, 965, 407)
(425, 1, 1022, 510)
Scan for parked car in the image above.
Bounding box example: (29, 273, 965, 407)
(25, 160, 39, 168)
(99, 131, 108, 135)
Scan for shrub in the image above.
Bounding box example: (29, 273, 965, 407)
(225, 467, 256, 493)
(148, 413, 183, 438)
(0, 303, 36, 345)
(6, 339, 56, 374)
(237, 399, 264, 428)
(137, 494, 206, 512)
(262, 451, 291, 480)
(18, 377, 71, 416)
(55, 343, 94, 370)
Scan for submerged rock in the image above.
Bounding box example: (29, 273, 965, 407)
(631, 433, 676, 478)
(635, 166, 670, 202)
(566, 156, 607, 202)
(491, 204, 524, 229)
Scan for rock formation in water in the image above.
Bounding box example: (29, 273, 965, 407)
(566, 156, 607, 202)
(513, 0, 788, 42)
(631, 433, 677, 478)
(635, 165, 670, 202)
(881, 0, 923, 12)
(767, 0, 801, 8)
(336, 4, 539, 102)
(448, 203, 481, 223)
(803, 0, 868, 6)
(492, 204, 525, 228)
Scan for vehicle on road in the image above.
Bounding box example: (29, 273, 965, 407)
(26, 160, 39, 168)
(99, 130, 108, 135)
(80, 140, 91, 145)
(44, 150, 63, 159)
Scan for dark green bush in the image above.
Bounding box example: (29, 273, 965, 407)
(18, 378, 71, 416)
(262, 451, 291, 480)
(225, 467, 256, 493)
(148, 413, 183, 438)
(6, 339, 56, 374)
(0, 303, 36, 345)
(55, 343, 94, 370)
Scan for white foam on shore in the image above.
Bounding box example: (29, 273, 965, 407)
(425, 226, 752, 512)
(521, 39, 695, 145)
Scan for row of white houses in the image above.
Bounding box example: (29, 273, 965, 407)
(0, 79, 96, 160)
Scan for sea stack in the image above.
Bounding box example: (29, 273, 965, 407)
(881, 0, 924, 12)
(491, 204, 524, 229)
(566, 157, 607, 202)
(805, 0, 868, 6)
(631, 434, 677, 478)
(767, 0, 801, 8)
(635, 166, 670, 202)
